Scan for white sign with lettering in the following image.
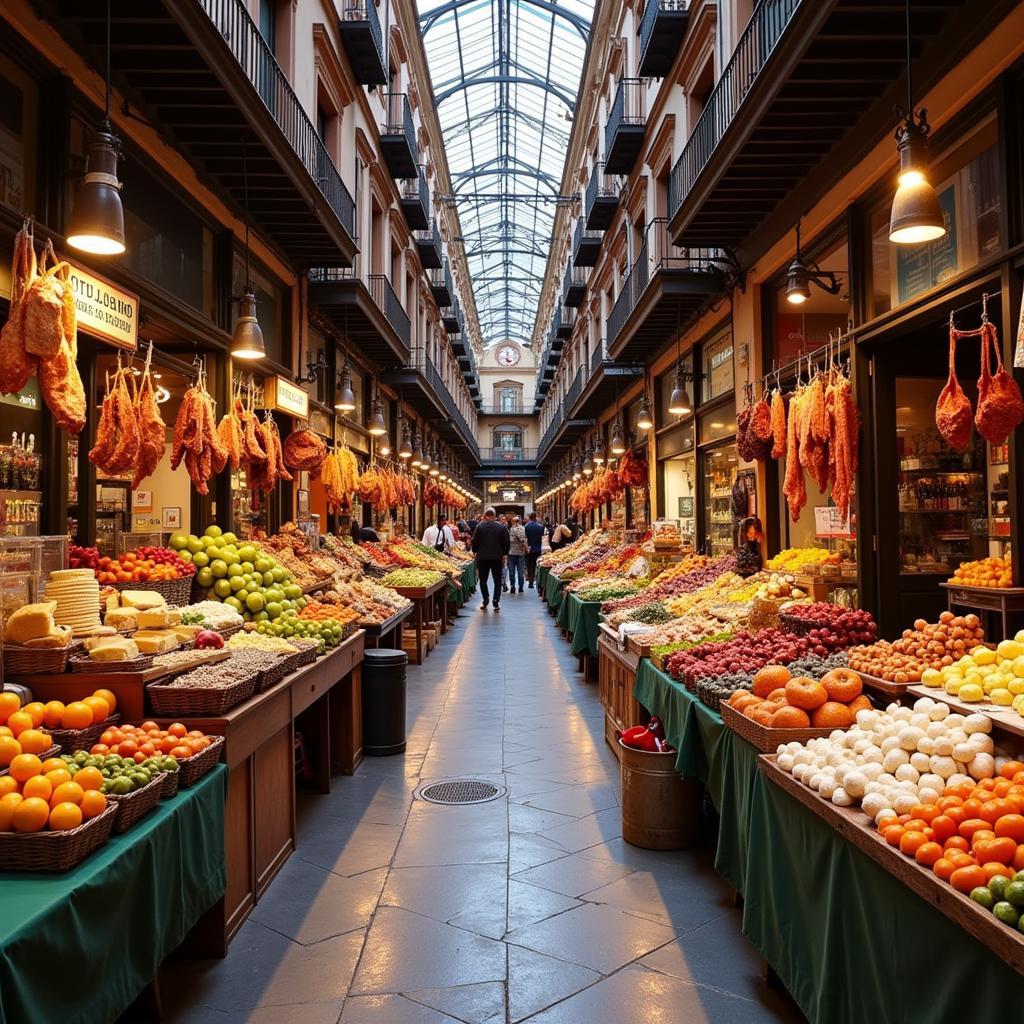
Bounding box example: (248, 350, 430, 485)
(66, 263, 138, 350)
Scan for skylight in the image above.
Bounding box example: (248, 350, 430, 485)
(419, 0, 592, 347)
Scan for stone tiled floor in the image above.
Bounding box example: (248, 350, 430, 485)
(162, 589, 804, 1023)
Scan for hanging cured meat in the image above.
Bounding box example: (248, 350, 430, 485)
(282, 429, 327, 476)
(770, 389, 787, 459)
(747, 393, 773, 461)
(170, 366, 226, 496)
(975, 321, 1024, 445)
(935, 326, 973, 451)
(0, 222, 39, 396)
(131, 355, 166, 489)
(829, 375, 860, 523)
(90, 368, 139, 475)
(783, 387, 807, 522)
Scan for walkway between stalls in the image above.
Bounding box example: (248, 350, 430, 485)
(161, 592, 803, 1023)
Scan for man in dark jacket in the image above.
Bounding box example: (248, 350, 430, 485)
(524, 511, 545, 589)
(471, 507, 510, 611)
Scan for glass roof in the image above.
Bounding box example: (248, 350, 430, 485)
(419, 0, 592, 347)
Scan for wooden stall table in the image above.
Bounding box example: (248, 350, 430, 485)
(389, 579, 447, 664)
(0, 766, 227, 1024)
(362, 604, 414, 652)
(597, 624, 643, 757)
(181, 631, 364, 956)
(941, 581, 1024, 639)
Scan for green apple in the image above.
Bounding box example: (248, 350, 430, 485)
(186, 537, 203, 554)
(214, 579, 232, 598)
(191, 551, 209, 568)
(168, 533, 188, 551)
(205, 525, 223, 539)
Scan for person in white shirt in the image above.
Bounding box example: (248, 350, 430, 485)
(422, 514, 456, 554)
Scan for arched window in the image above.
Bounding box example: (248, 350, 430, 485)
(493, 381, 523, 413)
(492, 424, 523, 451)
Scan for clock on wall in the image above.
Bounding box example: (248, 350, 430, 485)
(496, 344, 520, 366)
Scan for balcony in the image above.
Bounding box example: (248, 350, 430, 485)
(48, 0, 358, 268)
(638, 0, 690, 78)
(573, 219, 602, 267)
(554, 303, 576, 340)
(442, 298, 461, 334)
(380, 93, 418, 178)
(478, 403, 526, 416)
(399, 166, 430, 231)
(606, 219, 724, 362)
(309, 265, 411, 365)
(604, 78, 645, 175)
(338, 0, 387, 85)
(480, 448, 538, 464)
(430, 259, 454, 307)
(585, 162, 620, 231)
(667, 0, 978, 251)
(563, 339, 642, 420)
(563, 263, 588, 308)
(415, 220, 444, 270)
(449, 326, 467, 353)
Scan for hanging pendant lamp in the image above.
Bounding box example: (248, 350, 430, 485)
(335, 361, 356, 412)
(411, 433, 424, 468)
(367, 391, 387, 436)
(668, 365, 693, 416)
(230, 143, 265, 360)
(889, 0, 946, 245)
(593, 435, 606, 464)
(398, 421, 413, 459)
(68, 0, 125, 256)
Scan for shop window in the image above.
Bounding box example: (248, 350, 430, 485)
(868, 116, 1001, 319)
(700, 329, 735, 402)
(703, 442, 739, 556)
(0, 57, 37, 219)
(492, 426, 523, 451)
(0, 379, 43, 538)
(232, 251, 287, 366)
(699, 407, 736, 445)
(495, 383, 522, 412)
(770, 236, 850, 367)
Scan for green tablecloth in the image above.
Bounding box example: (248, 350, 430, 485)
(461, 563, 477, 601)
(536, 565, 549, 594)
(633, 661, 1024, 1022)
(566, 594, 602, 657)
(543, 571, 563, 613)
(0, 765, 227, 1024)
(556, 588, 572, 629)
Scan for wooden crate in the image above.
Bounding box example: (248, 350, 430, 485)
(598, 635, 643, 761)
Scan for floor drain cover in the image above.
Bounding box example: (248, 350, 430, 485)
(417, 779, 504, 805)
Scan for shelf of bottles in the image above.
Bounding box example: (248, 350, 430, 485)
(703, 442, 738, 556)
(0, 435, 42, 537)
(897, 427, 989, 575)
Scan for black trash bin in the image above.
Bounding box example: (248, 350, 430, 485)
(361, 649, 408, 755)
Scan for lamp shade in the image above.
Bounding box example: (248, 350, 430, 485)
(593, 438, 606, 464)
(785, 259, 811, 305)
(636, 401, 653, 431)
(610, 421, 626, 455)
(335, 368, 356, 411)
(67, 125, 126, 256)
(377, 435, 391, 455)
(367, 398, 387, 436)
(668, 367, 692, 415)
(398, 426, 413, 459)
(230, 289, 266, 360)
(890, 120, 946, 245)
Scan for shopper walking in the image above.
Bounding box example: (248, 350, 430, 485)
(524, 511, 544, 588)
(507, 516, 527, 594)
(549, 518, 573, 552)
(422, 514, 456, 554)
(471, 507, 510, 611)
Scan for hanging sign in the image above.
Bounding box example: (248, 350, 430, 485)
(264, 376, 309, 418)
(65, 262, 138, 351)
(814, 505, 855, 539)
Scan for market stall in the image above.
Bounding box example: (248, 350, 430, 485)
(0, 766, 226, 1024)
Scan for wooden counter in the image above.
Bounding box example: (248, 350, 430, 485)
(390, 579, 448, 663)
(598, 626, 643, 759)
(181, 631, 365, 956)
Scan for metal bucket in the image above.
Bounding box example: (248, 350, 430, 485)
(618, 740, 702, 850)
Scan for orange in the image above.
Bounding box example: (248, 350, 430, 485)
(884, 826, 905, 847)
(0, 776, 17, 798)
(997, 814, 1024, 843)
(958, 818, 991, 840)
(0, 691, 20, 725)
(73, 767, 104, 792)
(17, 729, 52, 756)
(0, 726, 11, 737)
(82, 696, 110, 724)
(821, 668, 862, 703)
(949, 864, 987, 893)
(770, 706, 811, 728)
(12, 796, 50, 833)
(930, 815, 957, 843)
(933, 858, 956, 881)
(915, 842, 944, 867)
(21, 702, 45, 727)
(51, 781, 84, 807)
(48, 802, 83, 831)
(92, 689, 118, 714)
(0, 735, 21, 767)
(6, 711, 33, 737)
(61, 702, 93, 730)
(974, 836, 1017, 865)
(982, 862, 1012, 882)
(117, 740, 138, 758)
(847, 695, 873, 717)
(42, 701, 66, 729)
(0, 792, 24, 830)
(810, 702, 854, 728)
(45, 769, 73, 789)
(899, 830, 929, 857)
(944, 835, 970, 852)
(784, 678, 828, 711)
(80, 790, 107, 820)
(40, 757, 65, 773)
(21, 776, 52, 802)
(1000, 760, 1024, 781)
(168, 722, 187, 738)
(8, 753, 42, 783)
(766, 688, 789, 703)
(753, 665, 791, 698)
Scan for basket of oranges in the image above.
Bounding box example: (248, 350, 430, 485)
(0, 693, 62, 777)
(36, 691, 120, 753)
(90, 720, 223, 790)
(0, 751, 116, 871)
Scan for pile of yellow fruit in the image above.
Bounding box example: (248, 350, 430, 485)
(949, 555, 1013, 589)
(921, 634, 1024, 713)
(766, 548, 832, 572)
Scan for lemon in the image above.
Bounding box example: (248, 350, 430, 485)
(964, 670, 984, 686)
(999, 640, 1024, 661)
(921, 668, 943, 688)
(973, 647, 997, 666)
(1010, 679, 1024, 696)
(992, 689, 1014, 707)
(945, 678, 964, 695)
(1012, 657, 1024, 679)
(959, 683, 985, 703)
(1014, 694, 1024, 716)
(1015, 630, 1024, 644)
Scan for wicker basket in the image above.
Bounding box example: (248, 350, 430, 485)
(720, 700, 846, 753)
(114, 575, 194, 607)
(218, 623, 244, 639)
(70, 653, 154, 673)
(0, 744, 60, 777)
(290, 638, 319, 667)
(160, 769, 179, 800)
(176, 735, 225, 787)
(255, 654, 289, 693)
(778, 612, 814, 636)
(147, 674, 256, 717)
(2, 644, 70, 675)
(44, 713, 120, 754)
(0, 802, 116, 872)
(108, 772, 165, 834)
